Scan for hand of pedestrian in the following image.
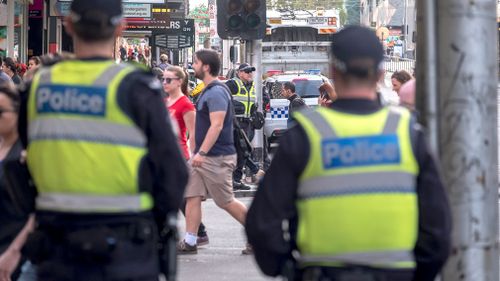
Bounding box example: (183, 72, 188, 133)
(318, 81, 337, 101)
(318, 96, 333, 107)
(191, 153, 205, 168)
(0, 248, 21, 281)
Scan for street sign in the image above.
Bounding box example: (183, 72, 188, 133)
(155, 34, 194, 49)
(128, 18, 195, 33)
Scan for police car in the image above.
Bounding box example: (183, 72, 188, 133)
(263, 70, 330, 147)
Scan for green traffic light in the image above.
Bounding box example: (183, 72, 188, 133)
(229, 15, 244, 29)
(246, 13, 261, 28)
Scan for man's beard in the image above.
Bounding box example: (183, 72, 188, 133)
(195, 70, 205, 80)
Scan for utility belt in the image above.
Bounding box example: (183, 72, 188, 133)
(287, 266, 413, 281)
(24, 216, 157, 265)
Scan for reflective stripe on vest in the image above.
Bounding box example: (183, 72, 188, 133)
(29, 118, 146, 147)
(233, 78, 255, 117)
(27, 61, 151, 213)
(293, 107, 418, 269)
(36, 193, 153, 213)
(298, 171, 415, 199)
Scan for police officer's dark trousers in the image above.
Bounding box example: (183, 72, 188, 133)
(234, 118, 260, 183)
(26, 212, 160, 281)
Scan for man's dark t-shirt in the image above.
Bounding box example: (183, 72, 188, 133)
(288, 94, 307, 115)
(195, 82, 236, 156)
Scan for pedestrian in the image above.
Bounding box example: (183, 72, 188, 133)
(281, 81, 307, 127)
(163, 65, 210, 246)
(15, 0, 188, 280)
(158, 54, 171, 71)
(246, 25, 452, 281)
(391, 70, 412, 95)
(0, 57, 12, 84)
(225, 63, 264, 189)
(178, 49, 251, 255)
(164, 66, 196, 166)
(399, 79, 416, 111)
(2, 58, 22, 86)
(0, 82, 35, 281)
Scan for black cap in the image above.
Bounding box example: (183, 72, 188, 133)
(70, 0, 123, 27)
(331, 25, 384, 76)
(238, 63, 256, 72)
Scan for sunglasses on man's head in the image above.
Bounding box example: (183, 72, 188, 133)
(161, 77, 181, 84)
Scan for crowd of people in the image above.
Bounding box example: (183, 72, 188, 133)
(0, 0, 452, 280)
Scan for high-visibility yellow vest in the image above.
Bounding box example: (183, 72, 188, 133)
(27, 60, 152, 213)
(232, 78, 255, 118)
(191, 81, 205, 98)
(293, 106, 419, 269)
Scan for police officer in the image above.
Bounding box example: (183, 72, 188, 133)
(226, 63, 263, 190)
(245, 26, 452, 281)
(17, 0, 188, 280)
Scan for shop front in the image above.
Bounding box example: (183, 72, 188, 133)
(1, 0, 30, 62)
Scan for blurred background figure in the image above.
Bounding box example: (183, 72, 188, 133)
(0, 82, 35, 281)
(2, 58, 22, 86)
(399, 79, 416, 111)
(391, 70, 412, 95)
(158, 54, 171, 70)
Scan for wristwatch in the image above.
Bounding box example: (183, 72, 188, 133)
(198, 151, 207, 156)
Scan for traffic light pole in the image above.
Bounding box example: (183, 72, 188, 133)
(415, 0, 438, 153)
(251, 39, 264, 164)
(436, 0, 499, 280)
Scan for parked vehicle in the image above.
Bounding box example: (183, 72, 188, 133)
(263, 71, 329, 147)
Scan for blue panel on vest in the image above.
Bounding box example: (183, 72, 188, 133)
(36, 85, 107, 117)
(322, 135, 401, 169)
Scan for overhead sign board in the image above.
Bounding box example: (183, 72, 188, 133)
(153, 19, 195, 49)
(127, 18, 194, 33)
(58, 0, 164, 3)
(50, 1, 152, 18)
(156, 34, 194, 49)
(123, 3, 151, 18)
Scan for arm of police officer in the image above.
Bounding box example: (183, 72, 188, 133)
(246, 125, 308, 277)
(118, 72, 188, 215)
(412, 122, 452, 281)
(0, 215, 34, 281)
(225, 79, 238, 95)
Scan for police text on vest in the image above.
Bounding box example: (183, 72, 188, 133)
(322, 135, 401, 169)
(36, 85, 106, 116)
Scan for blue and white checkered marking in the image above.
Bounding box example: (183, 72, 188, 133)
(271, 106, 289, 119)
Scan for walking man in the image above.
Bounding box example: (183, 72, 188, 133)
(179, 49, 250, 254)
